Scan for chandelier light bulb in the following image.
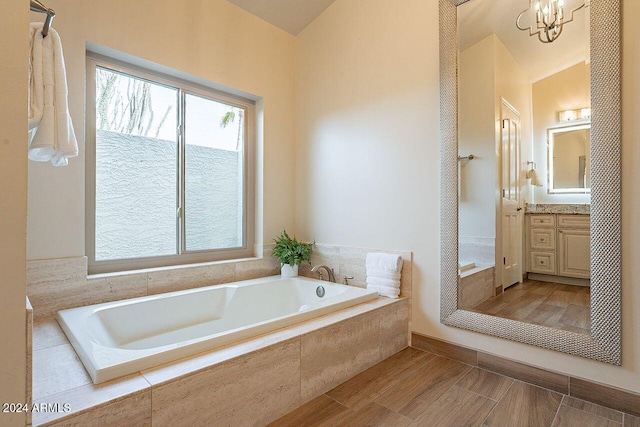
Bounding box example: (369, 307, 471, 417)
(516, 0, 586, 43)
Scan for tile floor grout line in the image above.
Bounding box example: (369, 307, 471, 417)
(550, 401, 564, 426)
(479, 379, 515, 426)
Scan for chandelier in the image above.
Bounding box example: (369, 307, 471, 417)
(516, 0, 586, 43)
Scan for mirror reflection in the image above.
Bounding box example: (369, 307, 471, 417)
(549, 124, 591, 192)
(456, 0, 591, 336)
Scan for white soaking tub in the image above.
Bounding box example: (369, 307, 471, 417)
(57, 275, 378, 384)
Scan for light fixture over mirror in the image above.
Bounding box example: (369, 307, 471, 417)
(516, 0, 587, 43)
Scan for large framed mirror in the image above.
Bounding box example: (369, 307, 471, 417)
(440, 0, 621, 364)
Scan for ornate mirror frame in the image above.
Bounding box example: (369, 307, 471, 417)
(439, 0, 622, 364)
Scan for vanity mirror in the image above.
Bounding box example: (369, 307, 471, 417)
(440, 0, 621, 364)
(548, 123, 591, 192)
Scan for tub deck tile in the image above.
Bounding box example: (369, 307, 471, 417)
(32, 344, 92, 401)
(31, 374, 151, 426)
(32, 316, 68, 351)
(43, 390, 151, 427)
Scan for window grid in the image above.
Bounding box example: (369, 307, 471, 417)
(86, 54, 255, 274)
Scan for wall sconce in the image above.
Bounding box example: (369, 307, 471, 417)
(558, 107, 591, 122)
(516, 0, 587, 44)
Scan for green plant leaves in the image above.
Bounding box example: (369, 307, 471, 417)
(273, 229, 313, 267)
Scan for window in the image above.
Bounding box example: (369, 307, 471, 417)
(86, 55, 254, 273)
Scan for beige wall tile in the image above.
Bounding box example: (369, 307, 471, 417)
(27, 258, 148, 318)
(27, 258, 88, 318)
(339, 246, 368, 288)
(147, 262, 231, 295)
(88, 272, 148, 303)
(152, 340, 301, 427)
(299, 244, 341, 279)
(47, 391, 151, 427)
(301, 311, 380, 401)
(235, 257, 280, 281)
(27, 257, 87, 285)
(399, 255, 412, 298)
(378, 298, 409, 360)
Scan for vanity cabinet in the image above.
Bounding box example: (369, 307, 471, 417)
(526, 213, 590, 279)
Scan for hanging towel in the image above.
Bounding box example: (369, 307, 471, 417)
(28, 23, 78, 167)
(526, 168, 543, 187)
(366, 252, 403, 298)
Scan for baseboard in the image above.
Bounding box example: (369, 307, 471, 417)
(527, 273, 590, 286)
(410, 332, 640, 417)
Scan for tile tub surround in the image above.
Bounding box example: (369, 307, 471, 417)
(26, 244, 412, 319)
(26, 252, 278, 320)
(411, 333, 640, 417)
(298, 243, 412, 298)
(458, 266, 495, 309)
(31, 297, 408, 426)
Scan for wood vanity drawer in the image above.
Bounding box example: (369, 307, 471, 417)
(529, 228, 556, 250)
(529, 251, 557, 275)
(557, 214, 590, 229)
(528, 214, 555, 228)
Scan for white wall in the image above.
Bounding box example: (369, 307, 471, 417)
(27, 0, 297, 260)
(532, 62, 591, 204)
(296, 0, 640, 394)
(0, 2, 28, 425)
(458, 36, 496, 240)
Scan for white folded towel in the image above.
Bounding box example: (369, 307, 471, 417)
(366, 268, 401, 281)
(365, 253, 403, 276)
(366, 284, 399, 299)
(28, 23, 78, 167)
(366, 276, 400, 289)
(366, 252, 403, 298)
(526, 168, 543, 187)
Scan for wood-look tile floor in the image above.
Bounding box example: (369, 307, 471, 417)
(470, 280, 590, 335)
(270, 347, 639, 427)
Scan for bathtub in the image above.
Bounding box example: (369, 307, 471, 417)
(57, 275, 378, 384)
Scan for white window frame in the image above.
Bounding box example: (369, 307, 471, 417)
(86, 53, 255, 274)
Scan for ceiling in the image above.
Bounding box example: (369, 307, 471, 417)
(227, 0, 338, 35)
(458, 0, 589, 82)
(227, 0, 587, 82)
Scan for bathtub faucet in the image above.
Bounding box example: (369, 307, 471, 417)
(311, 265, 336, 283)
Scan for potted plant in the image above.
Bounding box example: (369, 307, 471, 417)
(273, 229, 313, 277)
